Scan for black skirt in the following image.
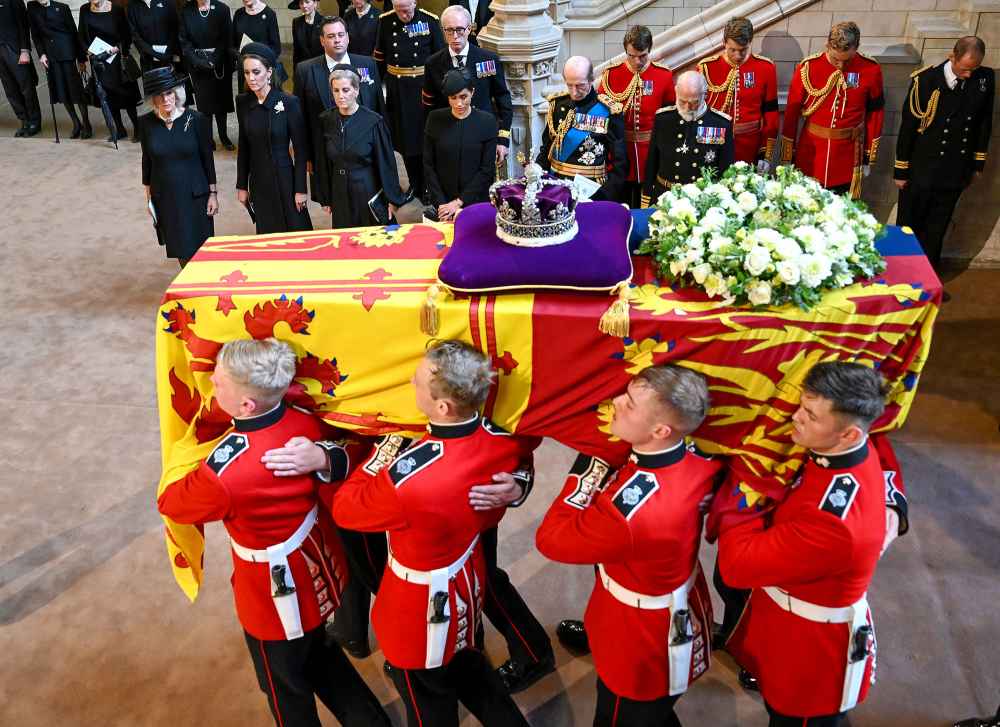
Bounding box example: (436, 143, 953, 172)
(46, 59, 85, 104)
(90, 55, 141, 109)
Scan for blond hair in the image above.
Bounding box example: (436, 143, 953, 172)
(216, 338, 297, 408)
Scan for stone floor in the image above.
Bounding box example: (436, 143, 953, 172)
(0, 100, 998, 727)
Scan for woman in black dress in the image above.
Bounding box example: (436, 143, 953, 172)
(423, 69, 498, 222)
(179, 0, 235, 149)
(230, 0, 283, 92)
(27, 0, 92, 138)
(235, 42, 311, 234)
(343, 0, 378, 57)
(139, 66, 218, 266)
(78, 0, 141, 142)
(319, 68, 405, 229)
(289, 0, 323, 70)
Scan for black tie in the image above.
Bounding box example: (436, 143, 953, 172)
(456, 55, 465, 69)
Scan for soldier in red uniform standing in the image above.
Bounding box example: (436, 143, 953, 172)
(330, 339, 537, 726)
(157, 337, 391, 727)
(597, 25, 675, 208)
(537, 365, 722, 726)
(717, 361, 892, 726)
(780, 22, 884, 198)
(698, 17, 778, 170)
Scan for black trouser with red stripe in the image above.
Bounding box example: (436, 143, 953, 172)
(244, 626, 391, 727)
(765, 702, 845, 727)
(481, 525, 553, 666)
(594, 678, 681, 726)
(389, 648, 529, 727)
(330, 528, 387, 648)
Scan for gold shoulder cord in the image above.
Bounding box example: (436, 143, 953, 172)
(799, 60, 846, 119)
(907, 76, 940, 134)
(599, 67, 642, 115)
(551, 103, 575, 159)
(700, 59, 738, 116)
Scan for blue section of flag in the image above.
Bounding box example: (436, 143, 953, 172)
(874, 227, 923, 256)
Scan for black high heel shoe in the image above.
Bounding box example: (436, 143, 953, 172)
(70, 122, 82, 139)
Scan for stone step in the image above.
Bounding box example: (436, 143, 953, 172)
(859, 42, 922, 65)
(906, 14, 972, 42)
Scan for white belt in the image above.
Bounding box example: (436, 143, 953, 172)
(763, 586, 872, 711)
(598, 563, 700, 695)
(388, 534, 479, 669)
(230, 505, 318, 641)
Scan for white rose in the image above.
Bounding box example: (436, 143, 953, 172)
(702, 206, 728, 231)
(708, 234, 731, 253)
(752, 228, 783, 249)
(773, 236, 802, 261)
(703, 273, 728, 298)
(791, 225, 826, 254)
(830, 227, 858, 258)
(670, 196, 698, 223)
(777, 260, 801, 285)
(731, 160, 750, 171)
(670, 259, 688, 277)
(799, 253, 832, 288)
(681, 183, 701, 200)
(747, 280, 773, 306)
(764, 180, 782, 199)
(683, 245, 705, 265)
(736, 191, 758, 214)
(744, 245, 772, 276)
(691, 262, 713, 284)
(732, 181, 746, 194)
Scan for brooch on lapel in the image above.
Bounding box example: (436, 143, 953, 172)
(274, 100, 285, 113)
(183, 113, 192, 132)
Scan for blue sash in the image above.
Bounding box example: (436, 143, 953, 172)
(554, 100, 611, 163)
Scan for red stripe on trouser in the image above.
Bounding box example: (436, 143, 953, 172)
(258, 640, 285, 727)
(487, 584, 539, 662)
(403, 669, 424, 727)
(612, 694, 620, 726)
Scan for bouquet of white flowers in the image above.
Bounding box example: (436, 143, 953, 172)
(638, 163, 887, 310)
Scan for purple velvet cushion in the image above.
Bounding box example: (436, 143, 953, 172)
(438, 201, 634, 292)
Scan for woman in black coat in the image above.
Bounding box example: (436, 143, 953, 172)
(236, 42, 311, 234)
(78, 0, 141, 142)
(231, 0, 283, 92)
(319, 67, 405, 229)
(288, 0, 323, 70)
(139, 66, 218, 266)
(27, 0, 92, 138)
(423, 69, 498, 222)
(343, 0, 378, 57)
(179, 0, 234, 149)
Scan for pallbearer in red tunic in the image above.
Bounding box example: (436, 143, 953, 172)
(157, 338, 390, 727)
(698, 17, 778, 169)
(537, 365, 721, 727)
(718, 362, 891, 726)
(597, 25, 675, 208)
(780, 21, 884, 199)
(331, 339, 536, 727)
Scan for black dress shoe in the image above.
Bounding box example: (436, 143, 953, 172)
(325, 621, 372, 659)
(24, 123, 41, 137)
(14, 124, 26, 137)
(70, 123, 81, 139)
(955, 705, 1000, 727)
(738, 668, 760, 691)
(556, 619, 590, 653)
(496, 651, 555, 694)
(80, 124, 93, 139)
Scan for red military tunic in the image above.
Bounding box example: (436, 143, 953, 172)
(780, 51, 884, 197)
(157, 403, 352, 641)
(718, 438, 886, 717)
(536, 443, 722, 701)
(331, 415, 537, 670)
(597, 61, 675, 184)
(698, 52, 778, 164)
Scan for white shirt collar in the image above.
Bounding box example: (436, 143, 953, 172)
(943, 60, 960, 90)
(448, 44, 469, 62)
(327, 52, 351, 71)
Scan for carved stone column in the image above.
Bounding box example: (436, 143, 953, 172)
(478, 0, 563, 176)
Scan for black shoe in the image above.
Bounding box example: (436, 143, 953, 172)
(325, 621, 371, 659)
(14, 123, 27, 137)
(955, 705, 1000, 727)
(220, 137, 235, 151)
(738, 668, 759, 692)
(70, 122, 81, 139)
(80, 124, 93, 139)
(556, 619, 590, 653)
(24, 123, 41, 137)
(496, 651, 556, 694)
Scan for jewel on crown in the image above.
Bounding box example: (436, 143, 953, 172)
(489, 144, 579, 247)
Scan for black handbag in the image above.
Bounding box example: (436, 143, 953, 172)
(121, 52, 141, 83)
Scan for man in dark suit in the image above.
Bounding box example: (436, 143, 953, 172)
(0, 0, 40, 136)
(422, 4, 511, 166)
(294, 15, 384, 202)
(894, 35, 994, 272)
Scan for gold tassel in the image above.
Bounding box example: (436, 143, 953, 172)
(599, 283, 632, 338)
(849, 166, 863, 200)
(420, 284, 441, 336)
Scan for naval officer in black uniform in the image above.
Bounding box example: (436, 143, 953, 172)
(372, 0, 444, 199)
(894, 35, 994, 271)
(422, 4, 511, 166)
(537, 55, 627, 202)
(642, 70, 734, 207)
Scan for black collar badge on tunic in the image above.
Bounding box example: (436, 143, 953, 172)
(818, 473, 860, 520)
(428, 415, 480, 439)
(809, 439, 869, 470)
(234, 401, 287, 432)
(388, 440, 444, 487)
(630, 440, 686, 469)
(207, 432, 251, 475)
(611, 472, 659, 520)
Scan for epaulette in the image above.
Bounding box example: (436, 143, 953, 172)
(379, 9, 394, 17)
(545, 89, 569, 102)
(910, 63, 933, 78)
(597, 93, 623, 114)
(388, 440, 443, 487)
(800, 51, 823, 65)
(419, 8, 439, 19)
(656, 105, 676, 114)
(698, 52, 721, 66)
(651, 60, 673, 71)
(819, 472, 860, 520)
(206, 432, 249, 476)
(712, 108, 732, 121)
(611, 471, 658, 520)
(481, 418, 511, 436)
(753, 53, 775, 65)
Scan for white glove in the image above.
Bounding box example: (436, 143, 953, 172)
(756, 159, 770, 174)
(862, 164, 871, 178)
